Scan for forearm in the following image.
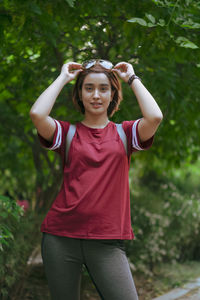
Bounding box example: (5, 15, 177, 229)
(30, 73, 68, 120)
(131, 79, 163, 122)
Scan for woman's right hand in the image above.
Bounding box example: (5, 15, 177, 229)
(60, 62, 83, 84)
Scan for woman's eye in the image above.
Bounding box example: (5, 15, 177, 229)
(86, 87, 92, 91)
(101, 87, 107, 92)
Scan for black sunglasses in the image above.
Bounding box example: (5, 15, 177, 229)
(82, 59, 113, 70)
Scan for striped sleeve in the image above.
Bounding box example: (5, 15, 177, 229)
(47, 120, 62, 150)
(122, 119, 154, 155)
(37, 119, 70, 155)
(132, 119, 154, 152)
(132, 119, 144, 151)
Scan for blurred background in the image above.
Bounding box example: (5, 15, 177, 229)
(0, 0, 200, 299)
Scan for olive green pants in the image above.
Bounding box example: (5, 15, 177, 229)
(41, 233, 138, 300)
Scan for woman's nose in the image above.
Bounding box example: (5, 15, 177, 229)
(93, 89, 100, 98)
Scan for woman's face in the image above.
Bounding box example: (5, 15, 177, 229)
(81, 72, 113, 117)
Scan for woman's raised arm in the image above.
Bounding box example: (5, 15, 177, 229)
(112, 62, 163, 142)
(30, 62, 82, 142)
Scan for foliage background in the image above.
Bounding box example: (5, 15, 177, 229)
(1, 0, 200, 207)
(0, 0, 200, 298)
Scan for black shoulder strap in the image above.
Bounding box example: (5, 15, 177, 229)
(65, 123, 128, 161)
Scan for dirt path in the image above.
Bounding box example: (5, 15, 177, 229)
(153, 278, 200, 300)
(178, 288, 200, 300)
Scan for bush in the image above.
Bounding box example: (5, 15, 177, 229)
(0, 195, 24, 250)
(0, 195, 38, 299)
(126, 169, 200, 275)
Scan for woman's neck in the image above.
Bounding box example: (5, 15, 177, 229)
(81, 115, 110, 128)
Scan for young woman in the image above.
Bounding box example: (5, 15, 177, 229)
(30, 59, 163, 300)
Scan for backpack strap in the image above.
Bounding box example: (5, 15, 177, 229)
(115, 123, 128, 155)
(65, 124, 76, 161)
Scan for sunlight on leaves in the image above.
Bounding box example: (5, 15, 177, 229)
(175, 36, 199, 49)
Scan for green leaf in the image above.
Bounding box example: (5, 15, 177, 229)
(65, 0, 75, 7)
(175, 37, 199, 49)
(157, 19, 165, 27)
(151, 0, 163, 5)
(180, 21, 200, 29)
(147, 23, 156, 28)
(127, 18, 147, 26)
(145, 13, 156, 24)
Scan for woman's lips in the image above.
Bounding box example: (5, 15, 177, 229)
(91, 103, 102, 108)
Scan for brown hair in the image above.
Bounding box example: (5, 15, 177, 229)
(72, 64, 123, 117)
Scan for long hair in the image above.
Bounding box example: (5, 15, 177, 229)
(72, 64, 123, 117)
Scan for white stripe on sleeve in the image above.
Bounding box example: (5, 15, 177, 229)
(49, 120, 62, 150)
(132, 119, 143, 151)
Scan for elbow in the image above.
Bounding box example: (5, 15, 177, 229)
(29, 108, 43, 122)
(29, 108, 37, 121)
(147, 112, 163, 126)
(155, 112, 163, 124)
(153, 108, 163, 124)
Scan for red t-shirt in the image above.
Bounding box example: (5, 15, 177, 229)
(38, 119, 153, 240)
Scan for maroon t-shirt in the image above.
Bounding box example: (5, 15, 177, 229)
(38, 120, 153, 239)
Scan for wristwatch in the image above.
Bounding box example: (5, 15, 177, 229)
(128, 74, 141, 86)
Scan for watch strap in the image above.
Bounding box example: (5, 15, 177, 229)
(128, 74, 141, 86)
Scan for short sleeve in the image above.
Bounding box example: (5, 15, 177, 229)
(38, 119, 70, 156)
(122, 119, 154, 155)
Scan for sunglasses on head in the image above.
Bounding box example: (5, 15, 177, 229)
(82, 59, 113, 70)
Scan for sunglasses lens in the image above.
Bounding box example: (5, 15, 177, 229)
(82, 59, 113, 70)
(82, 60, 96, 69)
(99, 60, 113, 69)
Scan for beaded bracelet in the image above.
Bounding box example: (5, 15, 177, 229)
(128, 74, 141, 86)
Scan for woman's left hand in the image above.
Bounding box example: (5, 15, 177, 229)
(112, 62, 135, 83)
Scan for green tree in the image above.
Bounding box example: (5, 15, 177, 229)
(0, 0, 199, 211)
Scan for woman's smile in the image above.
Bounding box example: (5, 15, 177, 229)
(91, 102, 102, 108)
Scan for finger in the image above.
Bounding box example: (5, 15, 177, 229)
(68, 63, 82, 71)
(68, 62, 82, 66)
(74, 69, 83, 76)
(112, 68, 120, 73)
(113, 62, 127, 69)
(68, 67, 82, 75)
(113, 65, 128, 73)
(69, 69, 83, 79)
(71, 63, 82, 68)
(112, 68, 121, 76)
